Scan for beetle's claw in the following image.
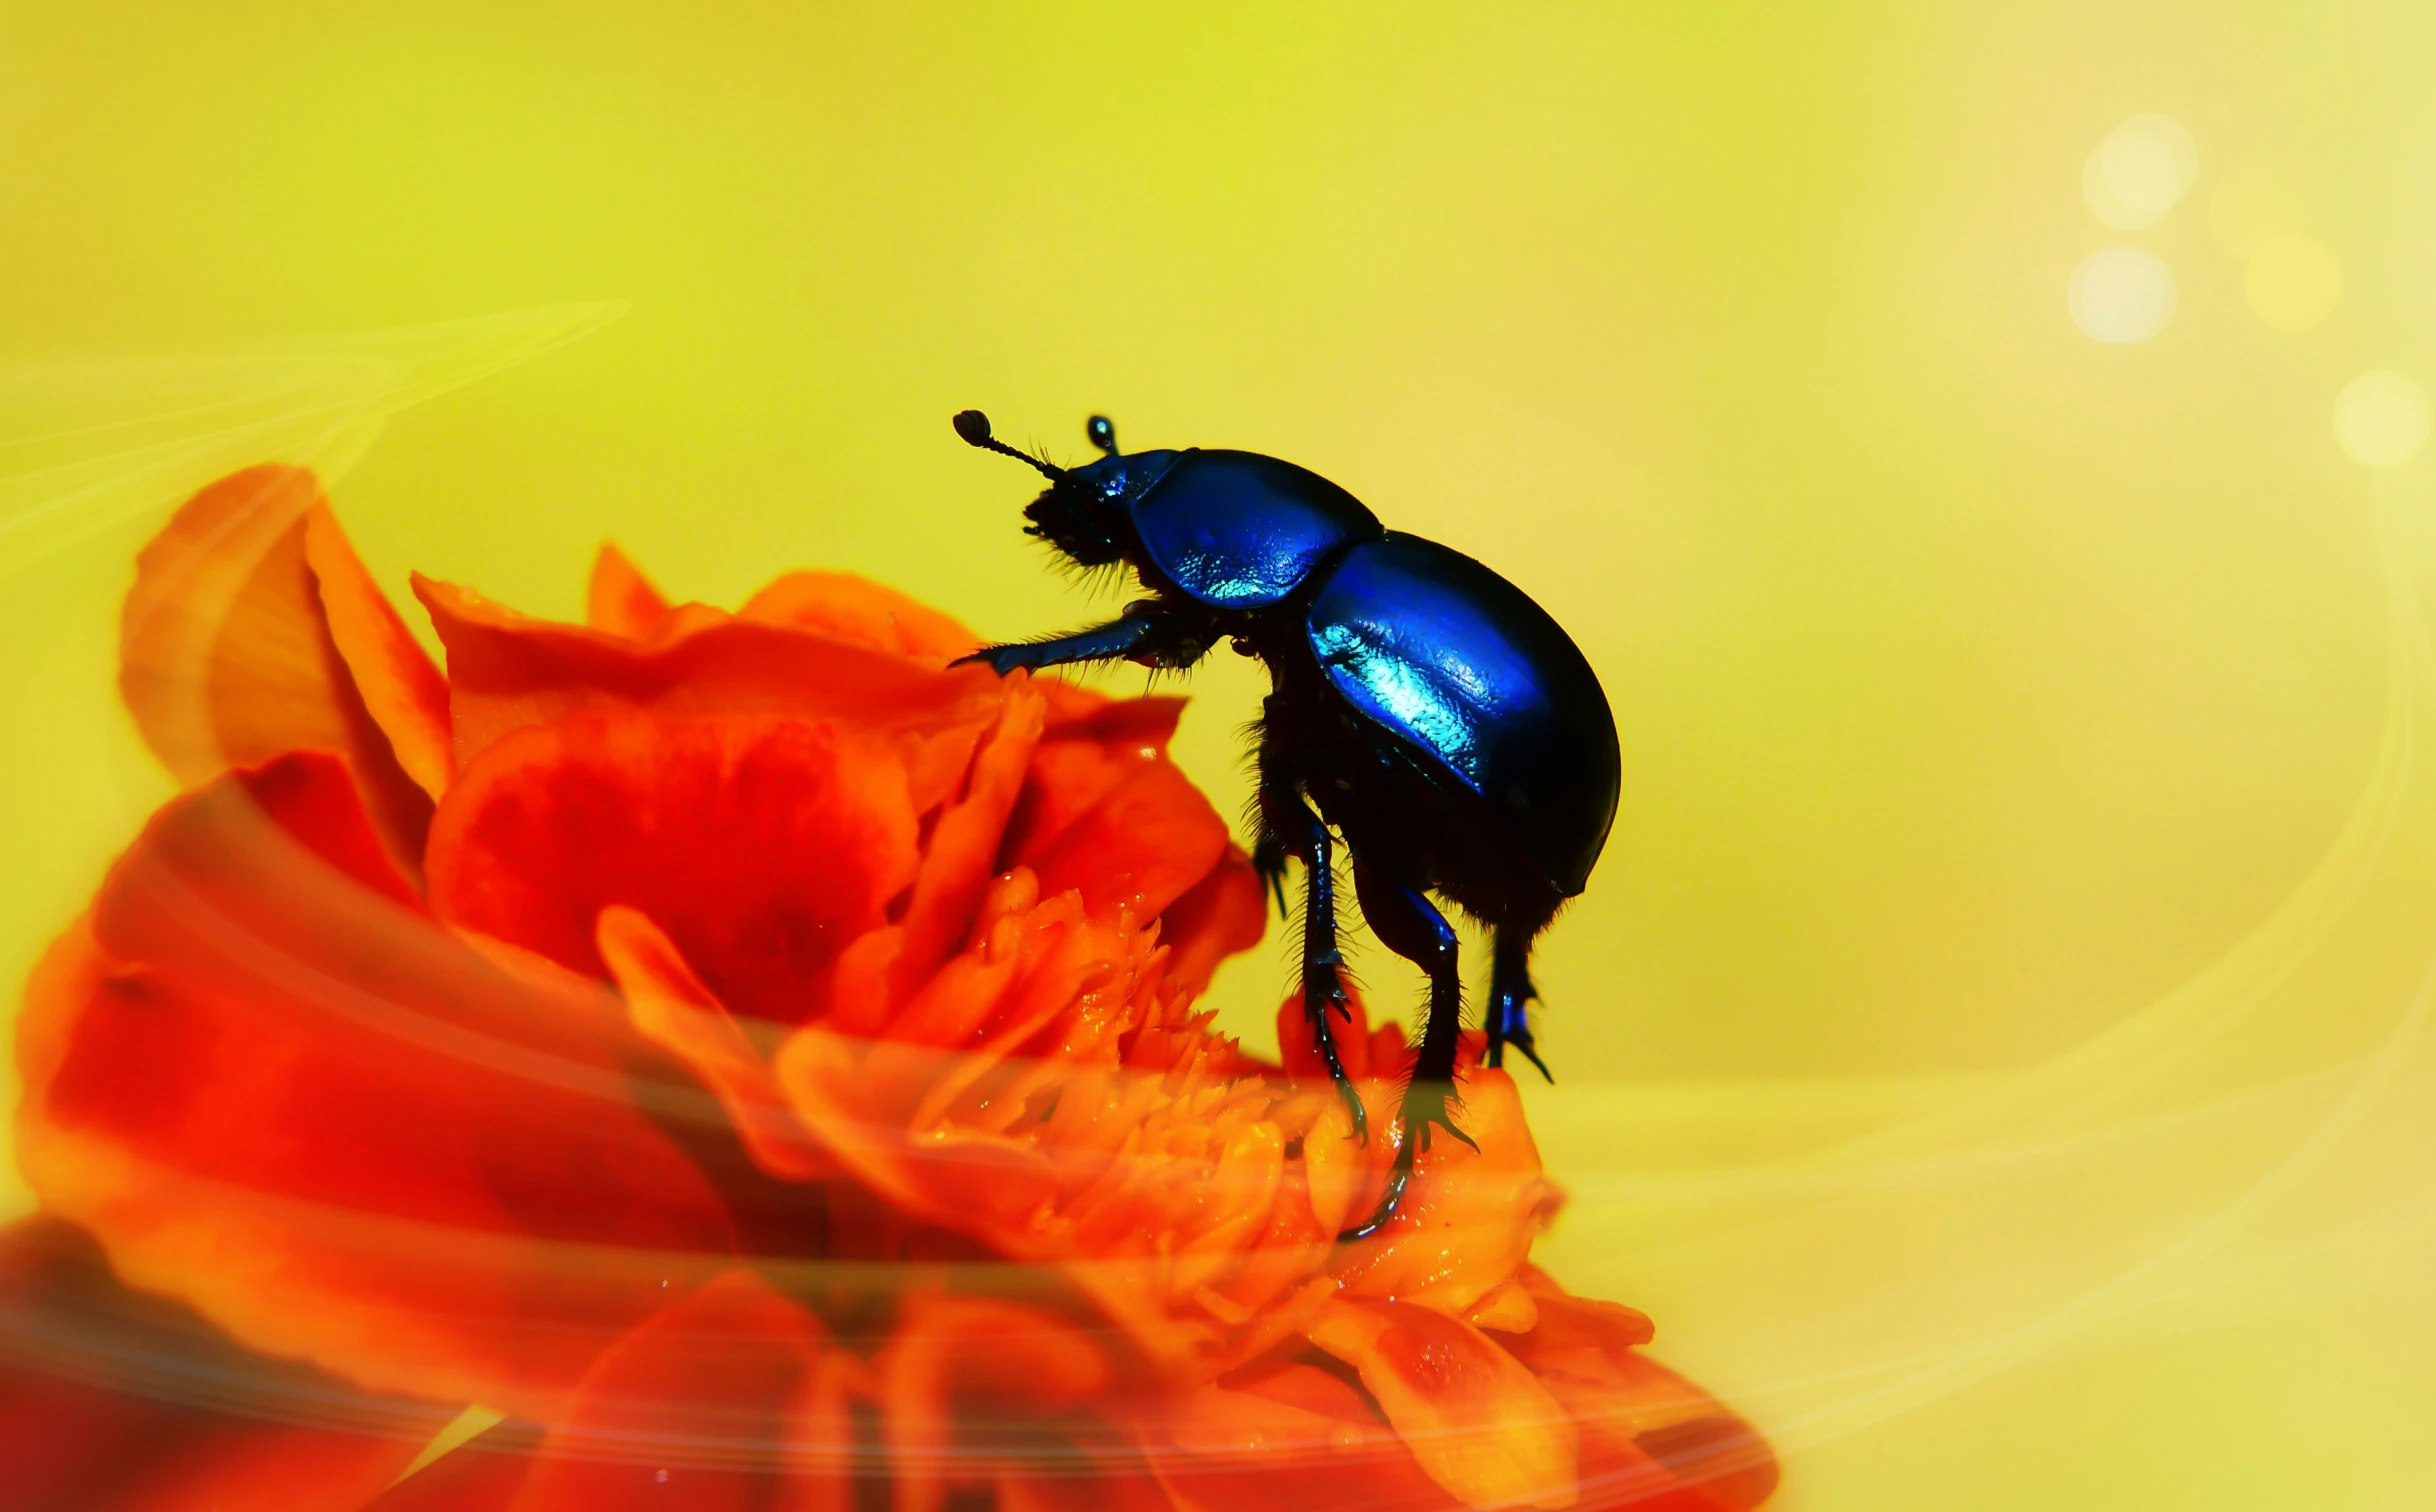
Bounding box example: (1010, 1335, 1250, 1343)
(1405, 1082, 1479, 1155)
(1333, 1082, 1478, 1241)
(1303, 961, 1367, 1141)
(952, 644, 1019, 676)
(1337, 1143, 1416, 1241)
(1509, 1035, 1553, 1083)
(1331, 1074, 1370, 1142)
(1251, 833, 1290, 918)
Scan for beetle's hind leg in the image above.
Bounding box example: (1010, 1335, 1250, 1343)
(1260, 773, 1367, 1142)
(1486, 926, 1553, 1081)
(1338, 858, 1479, 1241)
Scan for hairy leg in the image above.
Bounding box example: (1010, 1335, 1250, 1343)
(955, 602, 1212, 676)
(1258, 763, 1367, 1141)
(1485, 926, 1552, 1081)
(1338, 857, 1476, 1240)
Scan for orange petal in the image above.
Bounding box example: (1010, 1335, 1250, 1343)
(15, 753, 740, 1421)
(1139, 1368, 1462, 1512)
(0, 1217, 439, 1512)
(1000, 699, 1185, 864)
(891, 681, 1049, 998)
(587, 542, 673, 638)
(1332, 1051, 1557, 1318)
(877, 1294, 1114, 1512)
(122, 466, 443, 867)
(304, 505, 455, 801)
(1304, 1297, 1580, 1510)
(1028, 758, 1230, 925)
(506, 1269, 852, 1512)
(598, 904, 833, 1181)
(414, 574, 1008, 813)
(427, 711, 920, 1026)
(1500, 1291, 1776, 1512)
(1152, 848, 1268, 1001)
(775, 1025, 1063, 1242)
(739, 570, 982, 659)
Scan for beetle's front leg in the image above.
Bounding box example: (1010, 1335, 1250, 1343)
(955, 601, 1210, 676)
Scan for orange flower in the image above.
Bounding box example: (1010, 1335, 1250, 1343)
(8, 465, 1777, 1510)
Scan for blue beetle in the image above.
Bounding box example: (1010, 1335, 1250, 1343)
(951, 410, 1620, 1237)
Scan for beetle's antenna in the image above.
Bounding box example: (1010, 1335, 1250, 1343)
(1087, 414, 1118, 456)
(953, 409, 1065, 481)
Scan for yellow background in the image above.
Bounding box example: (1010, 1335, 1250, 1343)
(7, 3, 2436, 1506)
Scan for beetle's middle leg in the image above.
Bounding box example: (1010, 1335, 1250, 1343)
(1338, 856, 1477, 1240)
(1259, 768, 1367, 1142)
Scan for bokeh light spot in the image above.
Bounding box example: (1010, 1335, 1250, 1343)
(2068, 248, 2177, 345)
(2245, 234, 2342, 331)
(2083, 114, 2199, 230)
(2209, 160, 2308, 255)
(2334, 371, 2431, 469)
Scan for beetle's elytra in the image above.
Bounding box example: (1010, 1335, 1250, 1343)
(951, 409, 1620, 1237)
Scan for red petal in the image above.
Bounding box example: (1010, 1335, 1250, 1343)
(1152, 848, 1268, 1001)
(891, 683, 1049, 998)
(1028, 759, 1229, 925)
(0, 1217, 438, 1511)
(999, 699, 1185, 865)
(414, 575, 1008, 814)
(1332, 1056, 1556, 1318)
(1304, 1297, 1580, 1510)
(1500, 1298, 1777, 1512)
(738, 571, 982, 659)
(586, 543, 673, 638)
(504, 1270, 851, 1512)
(15, 753, 738, 1420)
(428, 711, 921, 1026)
(877, 1295, 1115, 1512)
(598, 904, 832, 1181)
(1139, 1370, 1462, 1512)
(121, 467, 443, 869)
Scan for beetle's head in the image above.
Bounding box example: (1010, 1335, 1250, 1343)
(953, 410, 1175, 572)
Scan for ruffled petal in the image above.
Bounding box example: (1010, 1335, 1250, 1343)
(121, 466, 445, 867)
(598, 904, 832, 1181)
(428, 711, 922, 1026)
(1501, 1281, 1777, 1512)
(876, 1294, 1115, 1512)
(1150, 850, 1269, 1002)
(1140, 1360, 1460, 1512)
(1331, 1049, 1558, 1318)
(891, 681, 1050, 997)
(504, 1269, 853, 1512)
(304, 507, 455, 801)
(772, 873, 1319, 1372)
(15, 753, 740, 1421)
(1304, 1297, 1580, 1511)
(0, 1217, 440, 1512)
(1000, 700, 1185, 866)
(739, 571, 982, 659)
(586, 543, 673, 638)
(1027, 760, 1230, 925)
(413, 575, 1008, 814)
